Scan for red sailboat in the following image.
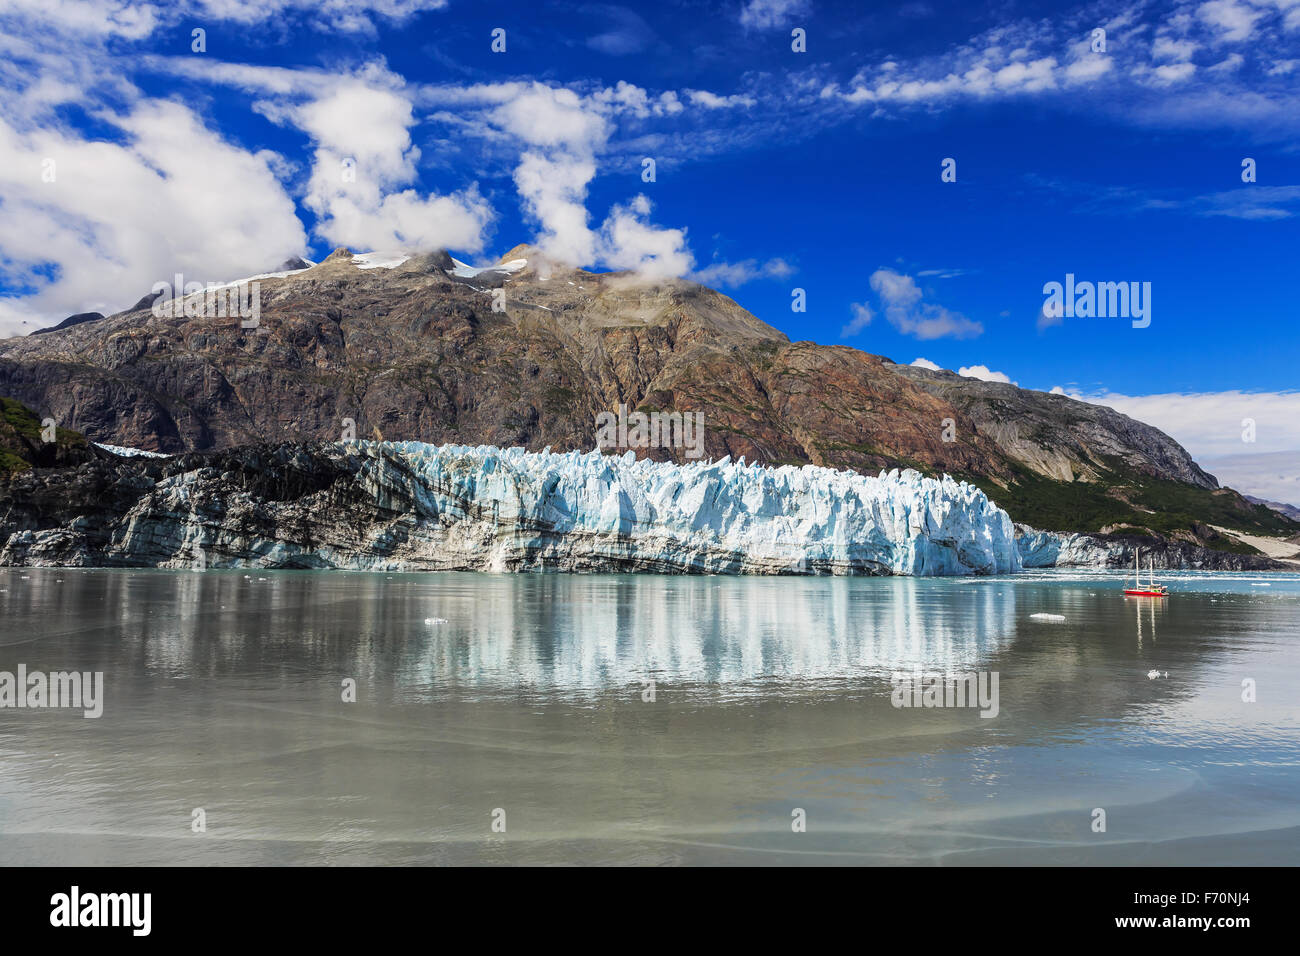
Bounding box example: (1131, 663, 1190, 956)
(1124, 547, 1169, 597)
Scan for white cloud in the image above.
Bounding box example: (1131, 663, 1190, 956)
(1151, 61, 1198, 84)
(1037, 300, 1064, 331)
(1063, 51, 1112, 84)
(841, 302, 873, 338)
(0, 99, 307, 335)
(1057, 388, 1300, 458)
(598, 194, 693, 279)
(739, 0, 811, 30)
(867, 269, 983, 340)
(586, 7, 656, 56)
(692, 257, 794, 286)
(685, 90, 756, 109)
(283, 77, 493, 252)
(469, 81, 697, 274)
(1153, 37, 1198, 61)
(1042, 388, 1300, 503)
(1197, 0, 1262, 43)
(1196, 451, 1300, 507)
(1208, 52, 1245, 72)
(958, 364, 1016, 385)
(910, 357, 942, 370)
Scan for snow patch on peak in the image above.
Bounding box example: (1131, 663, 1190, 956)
(351, 251, 413, 270)
(449, 257, 527, 279)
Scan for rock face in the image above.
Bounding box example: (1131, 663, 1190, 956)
(1015, 526, 1287, 571)
(28, 312, 105, 336)
(0, 441, 1021, 575)
(0, 246, 1212, 489)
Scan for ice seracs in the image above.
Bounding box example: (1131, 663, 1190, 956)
(350, 442, 1021, 575)
(0, 441, 1021, 575)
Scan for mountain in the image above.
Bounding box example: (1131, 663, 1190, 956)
(28, 311, 106, 336)
(1245, 495, 1300, 523)
(1, 246, 1295, 552)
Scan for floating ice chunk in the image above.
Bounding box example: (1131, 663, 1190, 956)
(1030, 613, 1066, 622)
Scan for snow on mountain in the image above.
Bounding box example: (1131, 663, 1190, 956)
(351, 251, 412, 270)
(93, 442, 171, 458)
(353, 442, 1021, 575)
(449, 257, 528, 280)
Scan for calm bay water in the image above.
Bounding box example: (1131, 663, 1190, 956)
(1, 567, 1297, 865)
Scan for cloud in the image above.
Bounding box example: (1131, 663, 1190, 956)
(1037, 300, 1064, 332)
(598, 194, 693, 278)
(1196, 451, 1300, 508)
(841, 302, 873, 338)
(1055, 388, 1300, 458)
(867, 269, 983, 340)
(806, 0, 1300, 141)
(916, 267, 976, 278)
(278, 75, 493, 252)
(1187, 185, 1300, 219)
(739, 0, 811, 30)
(586, 6, 657, 56)
(958, 364, 1016, 385)
(910, 357, 942, 370)
(0, 0, 449, 40)
(1045, 387, 1300, 503)
(685, 90, 757, 109)
(0, 99, 307, 335)
(1197, 0, 1262, 43)
(1028, 174, 1300, 221)
(692, 257, 794, 286)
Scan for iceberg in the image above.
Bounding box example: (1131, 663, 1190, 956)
(349, 442, 1021, 576)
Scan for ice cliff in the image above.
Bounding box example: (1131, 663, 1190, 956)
(0, 441, 1021, 575)
(358, 442, 1021, 575)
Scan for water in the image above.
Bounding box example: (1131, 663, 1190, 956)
(1, 567, 1297, 865)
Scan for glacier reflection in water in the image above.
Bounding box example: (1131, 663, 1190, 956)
(395, 574, 1017, 694)
(2, 568, 1298, 865)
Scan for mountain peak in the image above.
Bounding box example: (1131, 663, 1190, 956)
(322, 246, 355, 263)
(499, 243, 538, 263)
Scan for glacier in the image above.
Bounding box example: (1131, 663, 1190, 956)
(349, 442, 1021, 575)
(0, 440, 1021, 574)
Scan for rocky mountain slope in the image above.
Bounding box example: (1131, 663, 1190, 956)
(1, 246, 1294, 552)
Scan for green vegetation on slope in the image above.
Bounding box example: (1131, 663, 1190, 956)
(0, 396, 89, 475)
(950, 459, 1298, 543)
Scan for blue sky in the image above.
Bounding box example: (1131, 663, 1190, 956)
(1, 0, 1298, 499)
